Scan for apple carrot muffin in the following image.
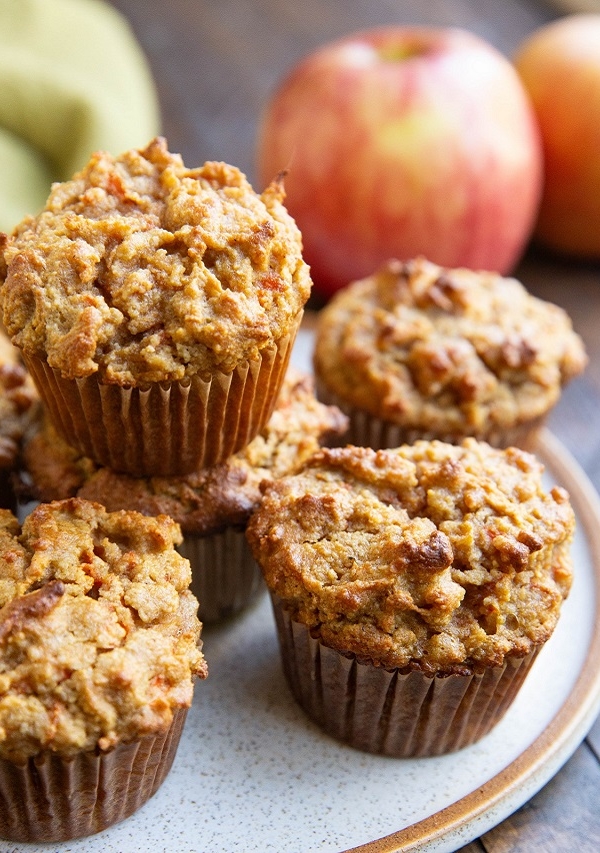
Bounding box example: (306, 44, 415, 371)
(0, 334, 40, 508)
(0, 497, 207, 842)
(246, 439, 575, 756)
(18, 369, 347, 623)
(314, 257, 587, 450)
(0, 137, 311, 476)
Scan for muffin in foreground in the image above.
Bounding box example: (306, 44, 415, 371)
(18, 369, 347, 623)
(0, 333, 39, 508)
(0, 498, 207, 842)
(314, 257, 587, 450)
(246, 440, 575, 756)
(0, 136, 311, 476)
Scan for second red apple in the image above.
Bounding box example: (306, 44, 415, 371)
(256, 27, 543, 299)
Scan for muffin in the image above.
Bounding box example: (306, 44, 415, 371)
(0, 497, 207, 842)
(314, 257, 587, 450)
(0, 136, 311, 476)
(246, 440, 575, 756)
(18, 369, 348, 623)
(0, 333, 40, 508)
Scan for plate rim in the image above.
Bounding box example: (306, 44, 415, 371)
(343, 428, 600, 853)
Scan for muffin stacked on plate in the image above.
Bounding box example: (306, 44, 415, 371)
(247, 439, 575, 756)
(0, 497, 207, 842)
(0, 136, 311, 476)
(0, 137, 316, 838)
(19, 368, 347, 623)
(314, 256, 587, 450)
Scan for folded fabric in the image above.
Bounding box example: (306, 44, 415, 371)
(0, 0, 161, 232)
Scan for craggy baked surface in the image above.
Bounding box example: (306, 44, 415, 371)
(247, 439, 574, 674)
(314, 257, 587, 435)
(0, 334, 39, 471)
(0, 137, 311, 384)
(21, 369, 347, 535)
(0, 498, 207, 762)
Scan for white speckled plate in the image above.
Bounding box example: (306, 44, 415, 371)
(10, 326, 600, 853)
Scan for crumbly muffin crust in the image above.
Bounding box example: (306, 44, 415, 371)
(21, 369, 347, 535)
(0, 137, 311, 384)
(247, 440, 574, 674)
(314, 257, 587, 436)
(0, 498, 207, 762)
(0, 334, 39, 471)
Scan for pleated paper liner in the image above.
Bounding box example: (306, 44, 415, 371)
(315, 378, 545, 452)
(23, 312, 302, 477)
(271, 597, 541, 757)
(0, 706, 188, 843)
(179, 527, 265, 625)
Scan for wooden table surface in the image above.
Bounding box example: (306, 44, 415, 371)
(108, 1, 600, 850)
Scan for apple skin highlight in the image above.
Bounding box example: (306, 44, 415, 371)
(257, 27, 543, 299)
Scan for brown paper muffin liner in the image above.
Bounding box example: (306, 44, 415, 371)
(315, 378, 544, 452)
(23, 312, 302, 477)
(271, 596, 541, 757)
(179, 527, 265, 625)
(0, 706, 188, 843)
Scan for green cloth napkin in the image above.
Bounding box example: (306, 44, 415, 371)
(0, 0, 161, 233)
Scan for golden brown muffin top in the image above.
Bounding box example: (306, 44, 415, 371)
(314, 257, 587, 435)
(0, 334, 40, 471)
(0, 137, 311, 384)
(246, 439, 574, 674)
(21, 369, 348, 535)
(0, 498, 207, 762)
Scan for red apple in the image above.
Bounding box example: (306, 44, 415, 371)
(514, 14, 600, 259)
(256, 27, 543, 299)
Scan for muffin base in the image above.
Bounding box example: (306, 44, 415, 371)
(23, 313, 302, 477)
(315, 378, 544, 451)
(272, 597, 541, 757)
(179, 527, 265, 625)
(0, 707, 188, 843)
